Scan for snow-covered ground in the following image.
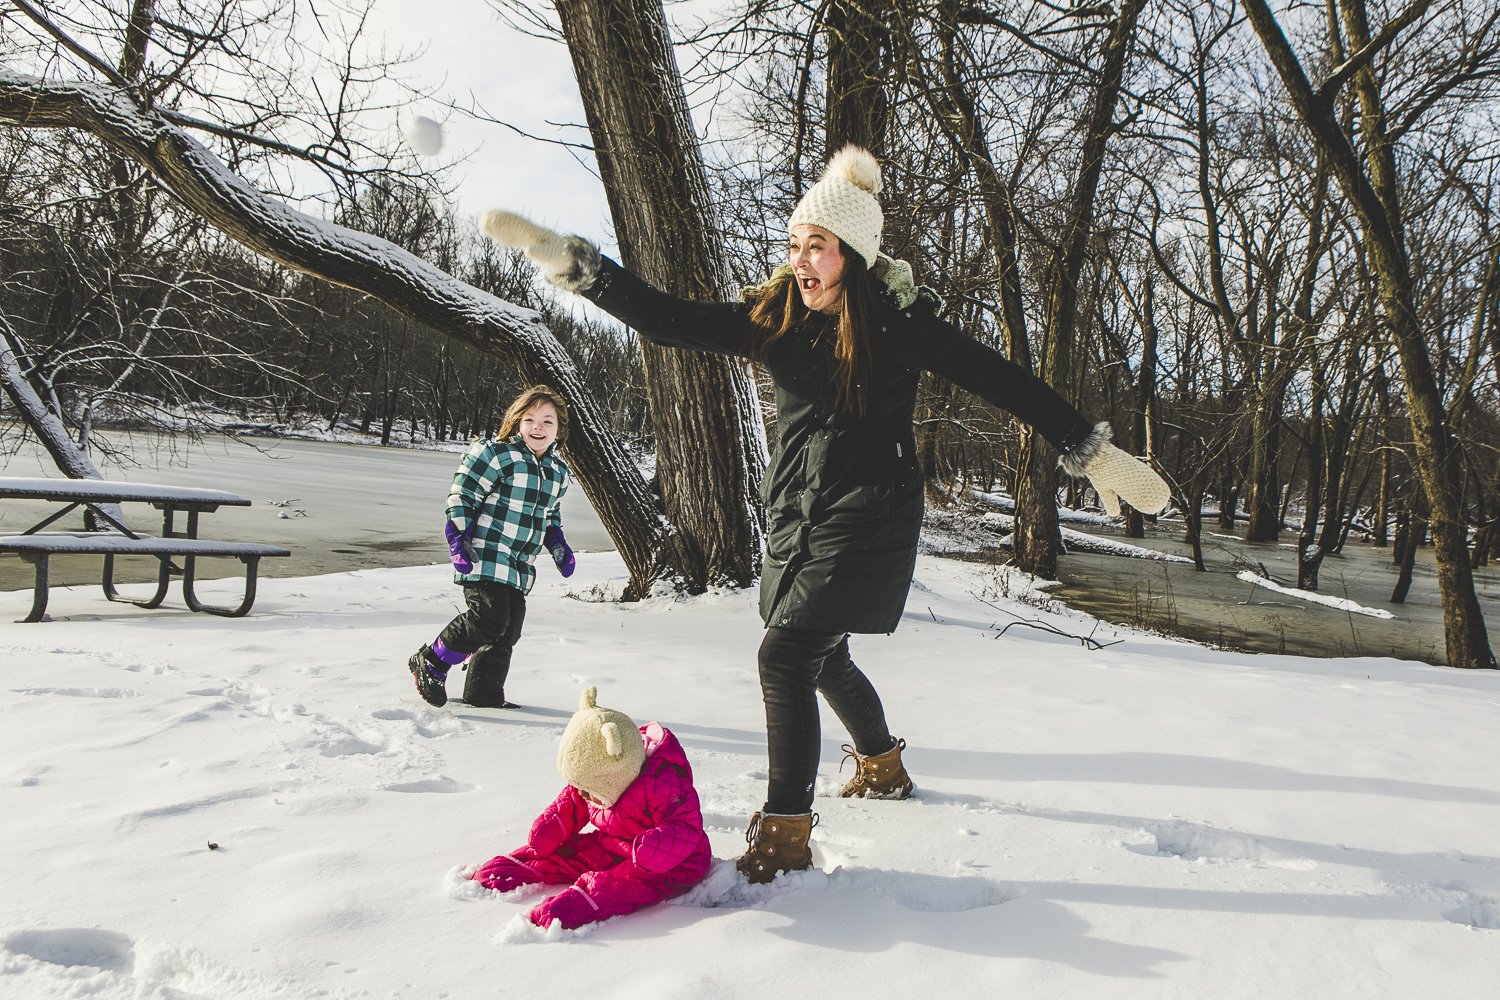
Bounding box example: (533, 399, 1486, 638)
(3, 552, 1498, 998)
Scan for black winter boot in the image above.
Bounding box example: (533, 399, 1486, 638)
(408, 647, 449, 708)
(461, 643, 517, 708)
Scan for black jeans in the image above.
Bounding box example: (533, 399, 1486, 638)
(758, 626, 894, 814)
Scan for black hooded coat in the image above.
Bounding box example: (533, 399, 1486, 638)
(582, 257, 1095, 634)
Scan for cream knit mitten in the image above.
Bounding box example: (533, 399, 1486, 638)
(479, 210, 600, 293)
(1060, 422, 1172, 516)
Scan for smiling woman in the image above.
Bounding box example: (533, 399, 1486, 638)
(481, 143, 1175, 884)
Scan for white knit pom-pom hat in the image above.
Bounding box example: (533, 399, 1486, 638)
(556, 687, 646, 807)
(787, 145, 884, 266)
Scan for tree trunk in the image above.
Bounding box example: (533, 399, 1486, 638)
(1391, 507, 1425, 604)
(824, 0, 890, 157)
(1243, 0, 1495, 668)
(1297, 360, 1327, 590)
(1243, 406, 1284, 542)
(1184, 492, 1207, 572)
(556, 0, 767, 596)
(1122, 271, 1159, 540)
(1015, 0, 1146, 577)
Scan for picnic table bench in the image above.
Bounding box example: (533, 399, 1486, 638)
(0, 477, 290, 622)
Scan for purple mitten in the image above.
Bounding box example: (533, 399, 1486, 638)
(543, 524, 575, 578)
(528, 886, 598, 930)
(470, 854, 541, 894)
(444, 520, 475, 574)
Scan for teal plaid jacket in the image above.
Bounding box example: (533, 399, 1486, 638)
(446, 434, 569, 594)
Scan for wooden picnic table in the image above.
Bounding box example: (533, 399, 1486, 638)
(0, 476, 290, 622)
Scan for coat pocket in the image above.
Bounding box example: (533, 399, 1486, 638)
(823, 483, 894, 521)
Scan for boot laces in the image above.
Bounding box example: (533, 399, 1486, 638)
(744, 811, 763, 847)
(841, 739, 906, 786)
(743, 811, 818, 848)
(838, 743, 859, 776)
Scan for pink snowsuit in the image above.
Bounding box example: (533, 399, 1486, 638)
(471, 723, 712, 928)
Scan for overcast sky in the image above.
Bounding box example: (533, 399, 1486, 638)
(365, 0, 618, 251)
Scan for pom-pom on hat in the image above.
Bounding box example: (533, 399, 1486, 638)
(556, 687, 646, 807)
(787, 145, 884, 266)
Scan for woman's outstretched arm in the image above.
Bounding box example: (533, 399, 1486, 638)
(480, 209, 754, 358)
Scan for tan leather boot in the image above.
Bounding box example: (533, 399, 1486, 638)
(736, 811, 818, 884)
(838, 738, 914, 799)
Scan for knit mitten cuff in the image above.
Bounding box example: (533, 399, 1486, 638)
(546, 237, 601, 294)
(1058, 421, 1112, 478)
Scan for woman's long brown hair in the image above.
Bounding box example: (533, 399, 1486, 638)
(746, 243, 885, 418)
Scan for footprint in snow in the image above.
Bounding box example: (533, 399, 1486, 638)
(3, 927, 135, 974)
(1, 927, 365, 998)
(1442, 892, 1500, 930)
(14, 686, 138, 699)
(1130, 820, 1317, 870)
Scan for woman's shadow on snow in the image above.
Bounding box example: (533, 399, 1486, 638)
(602, 861, 1186, 978)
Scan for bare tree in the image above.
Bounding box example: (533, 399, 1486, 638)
(1241, 0, 1496, 668)
(0, 1, 728, 599)
(911, 0, 1149, 577)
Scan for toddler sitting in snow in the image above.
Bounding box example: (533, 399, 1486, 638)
(469, 687, 712, 929)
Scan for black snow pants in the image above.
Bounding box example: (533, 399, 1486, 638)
(438, 582, 527, 706)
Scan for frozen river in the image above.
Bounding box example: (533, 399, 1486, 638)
(0, 436, 612, 592)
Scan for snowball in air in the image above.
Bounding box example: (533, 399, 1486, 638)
(403, 114, 444, 156)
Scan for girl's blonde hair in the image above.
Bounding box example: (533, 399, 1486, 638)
(497, 385, 569, 444)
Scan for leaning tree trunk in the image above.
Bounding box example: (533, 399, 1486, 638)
(1244, 0, 1495, 668)
(0, 69, 674, 598)
(1, 316, 109, 482)
(555, 0, 767, 597)
(1, 314, 129, 527)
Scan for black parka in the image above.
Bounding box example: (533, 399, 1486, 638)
(583, 258, 1095, 634)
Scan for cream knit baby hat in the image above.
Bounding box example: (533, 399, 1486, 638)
(556, 687, 646, 807)
(787, 145, 884, 266)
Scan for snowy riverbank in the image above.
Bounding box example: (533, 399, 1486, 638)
(3, 552, 1498, 998)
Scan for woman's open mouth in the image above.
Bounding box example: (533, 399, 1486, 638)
(799, 276, 820, 291)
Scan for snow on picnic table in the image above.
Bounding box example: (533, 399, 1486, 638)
(2, 551, 1497, 999)
(0, 476, 250, 505)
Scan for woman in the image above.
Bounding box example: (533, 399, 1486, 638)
(481, 146, 1169, 883)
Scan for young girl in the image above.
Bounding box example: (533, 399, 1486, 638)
(469, 687, 712, 930)
(408, 385, 575, 709)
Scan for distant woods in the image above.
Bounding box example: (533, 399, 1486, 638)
(0, 0, 1495, 665)
(0, 129, 645, 452)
